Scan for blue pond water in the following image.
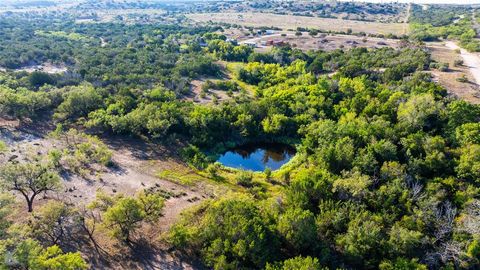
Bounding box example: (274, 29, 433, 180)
(217, 143, 295, 171)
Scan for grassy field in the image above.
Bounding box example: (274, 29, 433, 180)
(188, 12, 407, 35)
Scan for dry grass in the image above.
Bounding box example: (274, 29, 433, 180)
(186, 79, 238, 104)
(188, 12, 407, 35)
(234, 31, 400, 52)
(223, 61, 257, 94)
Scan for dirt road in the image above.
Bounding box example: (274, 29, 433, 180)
(403, 3, 411, 35)
(445, 41, 480, 85)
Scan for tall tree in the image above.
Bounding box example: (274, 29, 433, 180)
(0, 162, 61, 212)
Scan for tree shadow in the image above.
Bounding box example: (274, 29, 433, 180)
(99, 133, 184, 162)
(125, 238, 206, 270)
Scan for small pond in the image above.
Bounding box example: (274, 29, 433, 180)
(217, 143, 296, 171)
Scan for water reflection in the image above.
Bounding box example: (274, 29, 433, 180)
(217, 143, 295, 171)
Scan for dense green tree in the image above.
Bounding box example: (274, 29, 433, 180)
(277, 208, 317, 253)
(397, 94, 444, 133)
(1, 239, 87, 270)
(336, 213, 385, 268)
(29, 72, 55, 88)
(55, 84, 103, 121)
(456, 144, 480, 181)
(456, 123, 480, 145)
(32, 201, 74, 245)
(265, 256, 324, 270)
(91, 191, 164, 243)
(169, 195, 280, 269)
(285, 168, 333, 211)
(0, 161, 61, 212)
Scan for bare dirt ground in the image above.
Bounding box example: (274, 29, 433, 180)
(185, 79, 235, 104)
(100, 37, 108, 47)
(237, 31, 399, 52)
(0, 129, 213, 230)
(0, 121, 220, 269)
(188, 12, 407, 35)
(445, 41, 480, 85)
(427, 41, 480, 104)
(2, 62, 68, 74)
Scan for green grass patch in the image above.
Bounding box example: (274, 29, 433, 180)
(224, 62, 258, 94)
(157, 169, 206, 186)
(0, 140, 7, 153)
(35, 30, 92, 42)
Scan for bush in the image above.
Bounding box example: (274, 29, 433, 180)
(236, 170, 253, 187)
(181, 144, 209, 169)
(438, 62, 449, 72)
(264, 167, 272, 182)
(206, 162, 222, 180)
(55, 84, 103, 121)
(266, 256, 323, 270)
(29, 71, 55, 87)
(457, 74, 469, 83)
(169, 195, 280, 268)
(454, 59, 464, 66)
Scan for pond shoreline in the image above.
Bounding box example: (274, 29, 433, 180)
(216, 142, 296, 172)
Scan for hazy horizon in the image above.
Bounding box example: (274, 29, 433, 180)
(5, 0, 480, 5)
(338, 0, 480, 4)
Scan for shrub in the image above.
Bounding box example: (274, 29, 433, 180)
(206, 162, 222, 180)
(454, 59, 464, 66)
(181, 144, 209, 169)
(236, 170, 253, 187)
(457, 74, 468, 83)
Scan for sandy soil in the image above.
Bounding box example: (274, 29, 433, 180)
(0, 124, 218, 269)
(3, 62, 68, 74)
(445, 41, 480, 84)
(186, 79, 235, 104)
(100, 37, 108, 47)
(238, 31, 399, 52)
(0, 132, 210, 230)
(433, 41, 480, 104)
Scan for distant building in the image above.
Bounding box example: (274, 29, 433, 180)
(244, 41, 257, 48)
(226, 38, 238, 45)
(264, 39, 284, 47)
(272, 40, 285, 46)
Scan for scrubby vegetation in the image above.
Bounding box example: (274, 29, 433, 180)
(167, 46, 480, 269)
(1, 3, 480, 270)
(409, 4, 480, 51)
